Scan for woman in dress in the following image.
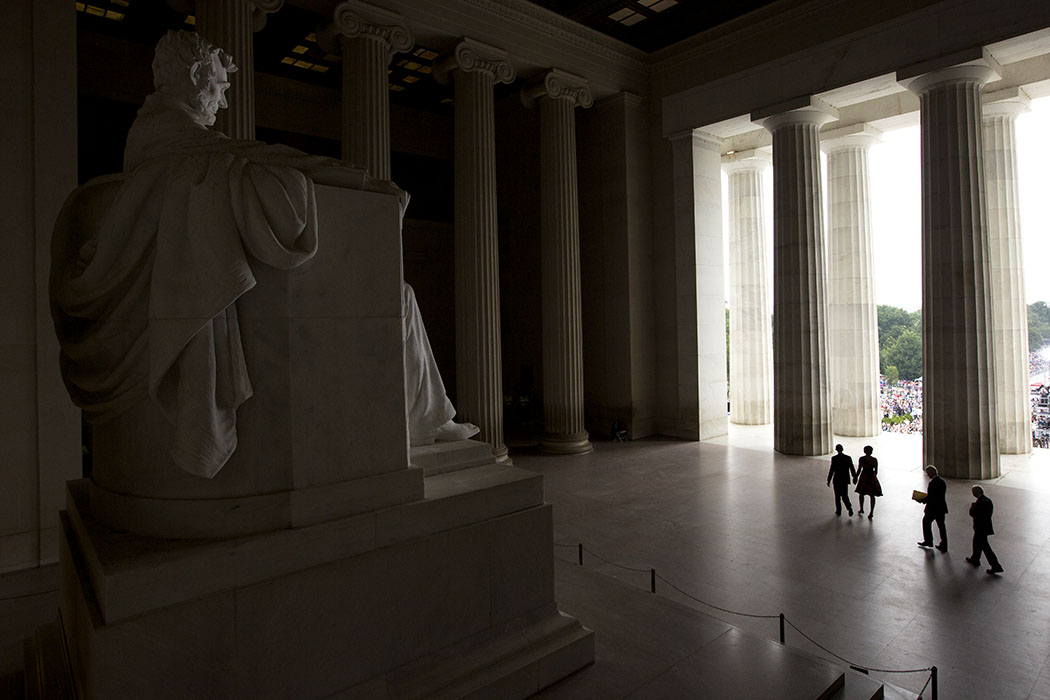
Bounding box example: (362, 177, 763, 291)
(855, 445, 883, 519)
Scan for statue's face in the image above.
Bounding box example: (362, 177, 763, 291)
(198, 53, 231, 126)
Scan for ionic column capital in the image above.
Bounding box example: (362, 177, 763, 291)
(433, 38, 515, 86)
(820, 123, 882, 154)
(722, 148, 771, 173)
(317, 0, 413, 57)
(248, 0, 283, 30)
(521, 69, 593, 109)
(983, 86, 1031, 120)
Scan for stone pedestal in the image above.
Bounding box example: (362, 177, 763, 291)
(983, 90, 1031, 455)
(317, 1, 413, 179)
(723, 150, 772, 426)
(755, 101, 837, 456)
(523, 69, 594, 455)
(903, 59, 1001, 479)
(195, 0, 282, 140)
(435, 40, 515, 463)
(822, 126, 881, 438)
(46, 183, 593, 698)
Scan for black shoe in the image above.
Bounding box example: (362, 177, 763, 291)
(847, 510, 854, 517)
(936, 544, 948, 552)
(867, 513, 873, 520)
(836, 511, 841, 516)
(965, 557, 980, 567)
(918, 541, 933, 548)
(858, 509, 864, 514)
(987, 567, 1004, 575)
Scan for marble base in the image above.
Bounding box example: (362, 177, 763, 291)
(54, 462, 592, 700)
(539, 433, 593, 455)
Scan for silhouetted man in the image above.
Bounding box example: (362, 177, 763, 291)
(826, 444, 857, 517)
(965, 485, 1003, 575)
(917, 464, 948, 552)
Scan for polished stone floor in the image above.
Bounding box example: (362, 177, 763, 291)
(518, 425, 1050, 700)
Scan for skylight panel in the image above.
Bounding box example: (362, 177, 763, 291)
(649, 0, 678, 11)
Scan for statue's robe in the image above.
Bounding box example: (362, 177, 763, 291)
(52, 94, 341, 478)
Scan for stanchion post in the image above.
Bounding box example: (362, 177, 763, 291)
(931, 666, 938, 700)
(578, 543, 583, 566)
(779, 613, 785, 644)
(650, 568, 656, 593)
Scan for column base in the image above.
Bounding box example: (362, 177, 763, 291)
(539, 432, 593, 455)
(493, 446, 514, 466)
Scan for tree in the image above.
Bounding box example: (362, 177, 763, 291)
(1029, 301, 1050, 351)
(884, 328, 922, 380)
(878, 305, 920, 345)
(884, 365, 899, 385)
(878, 305, 922, 380)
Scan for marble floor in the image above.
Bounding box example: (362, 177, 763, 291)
(518, 425, 1050, 700)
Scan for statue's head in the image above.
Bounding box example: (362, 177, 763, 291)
(152, 30, 237, 127)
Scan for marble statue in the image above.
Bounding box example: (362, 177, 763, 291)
(51, 30, 476, 479)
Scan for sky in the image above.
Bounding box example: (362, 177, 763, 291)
(722, 95, 1050, 312)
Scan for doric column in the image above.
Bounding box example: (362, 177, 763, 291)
(195, 0, 282, 139)
(722, 150, 772, 426)
(821, 125, 882, 437)
(523, 70, 594, 455)
(755, 100, 838, 456)
(902, 56, 1001, 479)
(317, 1, 413, 179)
(983, 89, 1031, 455)
(434, 39, 515, 462)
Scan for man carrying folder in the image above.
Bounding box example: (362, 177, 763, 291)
(917, 465, 948, 552)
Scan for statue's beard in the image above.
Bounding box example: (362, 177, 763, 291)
(199, 96, 222, 126)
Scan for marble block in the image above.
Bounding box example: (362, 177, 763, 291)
(57, 462, 593, 700)
(84, 184, 419, 538)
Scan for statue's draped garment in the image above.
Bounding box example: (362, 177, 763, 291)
(52, 94, 339, 478)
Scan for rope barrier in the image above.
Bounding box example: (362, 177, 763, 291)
(783, 619, 931, 674)
(654, 572, 779, 620)
(576, 544, 652, 574)
(561, 538, 936, 696)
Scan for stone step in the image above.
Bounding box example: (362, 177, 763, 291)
(830, 668, 886, 700)
(541, 559, 913, 700)
(410, 439, 496, 475)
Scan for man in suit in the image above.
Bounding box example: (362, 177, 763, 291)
(965, 485, 1003, 575)
(826, 444, 857, 517)
(918, 464, 948, 552)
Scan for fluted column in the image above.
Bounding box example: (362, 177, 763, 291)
(822, 126, 881, 437)
(317, 1, 413, 179)
(434, 40, 515, 462)
(523, 70, 594, 455)
(755, 101, 837, 455)
(195, 0, 282, 139)
(983, 90, 1031, 454)
(723, 150, 772, 425)
(903, 59, 1000, 479)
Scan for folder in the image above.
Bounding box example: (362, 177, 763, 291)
(912, 490, 927, 502)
